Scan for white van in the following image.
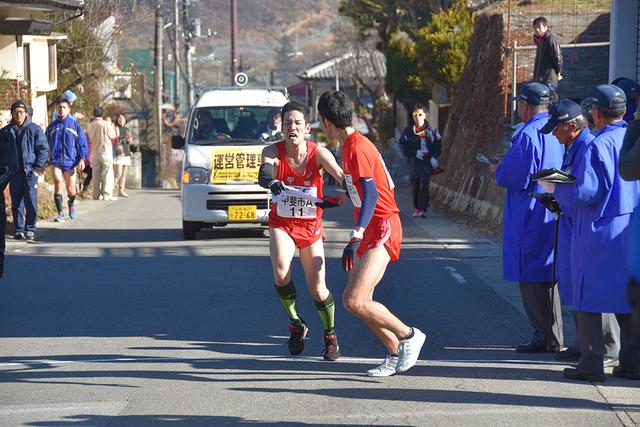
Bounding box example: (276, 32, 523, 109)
(171, 87, 288, 239)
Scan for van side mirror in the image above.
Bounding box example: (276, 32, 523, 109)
(171, 135, 185, 149)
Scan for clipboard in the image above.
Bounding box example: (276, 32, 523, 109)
(531, 168, 576, 184)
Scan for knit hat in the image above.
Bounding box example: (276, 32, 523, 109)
(10, 100, 28, 112)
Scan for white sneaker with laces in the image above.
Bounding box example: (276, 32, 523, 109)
(367, 355, 398, 377)
(396, 327, 426, 372)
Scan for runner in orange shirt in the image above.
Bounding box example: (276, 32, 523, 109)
(258, 101, 344, 360)
(316, 90, 426, 376)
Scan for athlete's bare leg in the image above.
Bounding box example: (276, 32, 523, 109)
(360, 263, 400, 354)
(269, 227, 296, 286)
(343, 245, 410, 354)
(64, 170, 78, 197)
(298, 237, 330, 301)
(53, 167, 65, 194)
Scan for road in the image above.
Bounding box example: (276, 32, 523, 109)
(0, 186, 638, 426)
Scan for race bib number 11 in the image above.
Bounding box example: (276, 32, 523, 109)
(276, 186, 318, 218)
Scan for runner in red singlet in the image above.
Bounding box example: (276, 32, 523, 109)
(258, 101, 344, 360)
(316, 90, 426, 376)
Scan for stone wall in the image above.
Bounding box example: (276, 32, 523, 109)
(431, 12, 508, 230)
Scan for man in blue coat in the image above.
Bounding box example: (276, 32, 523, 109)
(493, 82, 565, 353)
(540, 99, 619, 366)
(551, 84, 640, 381)
(1, 101, 48, 241)
(46, 96, 88, 222)
(0, 104, 21, 278)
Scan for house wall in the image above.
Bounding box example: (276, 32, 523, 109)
(0, 36, 19, 78)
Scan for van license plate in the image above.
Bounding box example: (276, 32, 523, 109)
(228, 205, 257, 221)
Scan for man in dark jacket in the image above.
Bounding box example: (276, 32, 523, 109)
(533, 17, 563, 102)
(1, 100, 48, 241)
(398, 104, 443, 218)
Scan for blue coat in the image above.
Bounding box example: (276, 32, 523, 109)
(0, 118, 48, 175)
(46, 116, 88, 171)
(496, 112, 564, 282)
(398, 123, 442, 179)
(554, 128, 595, 305)
(555, 121, 640, 313)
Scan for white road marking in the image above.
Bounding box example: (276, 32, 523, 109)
(445, 265, 468, 284)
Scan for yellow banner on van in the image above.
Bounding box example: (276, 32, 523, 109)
(210, 146, 263, 184)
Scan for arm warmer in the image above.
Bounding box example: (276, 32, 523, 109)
(258, 162, 275, 189)
(356, 177, 378, 229)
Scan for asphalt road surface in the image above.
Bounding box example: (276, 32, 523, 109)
(1, 187, 638, 426)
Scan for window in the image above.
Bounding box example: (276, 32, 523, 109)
(48, 42, 57, 84)
(23, 43, 31, 84)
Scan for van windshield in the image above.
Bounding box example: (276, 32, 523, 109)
(189, 106, 283, 145)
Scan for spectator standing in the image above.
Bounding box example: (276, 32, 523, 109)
(114, 114, 132, 198)
(398, 104, 443, 218)
(532, 17, 563, 102)
(46, 96, 88, 222)
(0, 102, 21, 277)
(614, 78, 640, 123)
(618, 97, 640, 380)
(492, 82, 565, 353)
(1, 101, 48, 241)
(86, 107, 117, 201)
(540, 100, 620, 366)
(548, 84, 640, 382)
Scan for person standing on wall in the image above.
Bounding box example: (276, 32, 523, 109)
(532, 17, 563, 103)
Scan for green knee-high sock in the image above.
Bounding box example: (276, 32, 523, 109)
(275, 281, 302, 326)
(314, 293, 335, 335)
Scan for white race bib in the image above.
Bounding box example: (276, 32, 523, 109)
(343, 174, 362, 207)
(276, 186, 318, 218)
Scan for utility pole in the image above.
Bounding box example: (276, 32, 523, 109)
(230, 0, 237, 83)
(183, 3, 194, 106)
(173, 0, 181, 113)
(154, 0, 164, 173)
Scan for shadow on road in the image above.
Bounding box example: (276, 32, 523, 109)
(25, 414, 388, 426)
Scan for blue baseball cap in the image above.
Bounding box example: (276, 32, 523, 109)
(512, 82, 551, 105)
(591, 84, 626, 110)
(615, 78, 640, 98)
(541, 99, 582, 134)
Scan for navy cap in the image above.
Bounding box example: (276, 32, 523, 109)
(615, 78, 640, 98)
(10, 100, 28, 112)
(513, 82, 551, 105)
(591, 84, 626, 110)
(541, 99, 582, 134)
(579, 97, 593, 121)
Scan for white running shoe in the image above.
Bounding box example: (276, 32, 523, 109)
(395, 328, 426, 372)
(367, 355, 399, 377)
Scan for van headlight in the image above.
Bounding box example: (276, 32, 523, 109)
(182, 167, 209, 184)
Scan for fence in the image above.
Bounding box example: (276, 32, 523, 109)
(501, 0, 611, 120)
